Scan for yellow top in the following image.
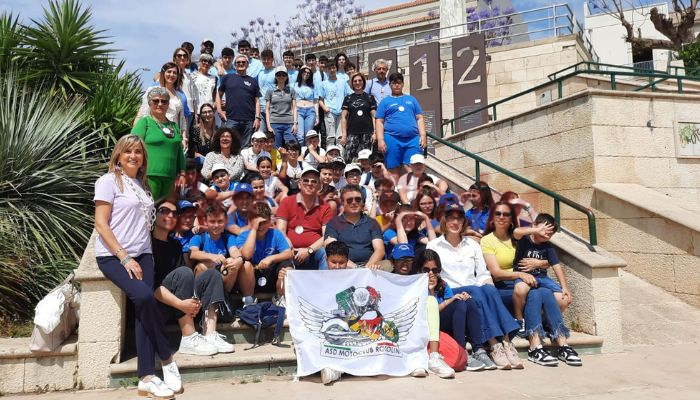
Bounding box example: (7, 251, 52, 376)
(480, 232, 515, 272)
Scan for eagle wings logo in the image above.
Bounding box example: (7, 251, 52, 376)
(298, 285, 418, 347)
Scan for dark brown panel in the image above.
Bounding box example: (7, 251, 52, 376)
(408, 42, 442, 138)
(367, 49, 398, 79)
(452, 34, 488, 132)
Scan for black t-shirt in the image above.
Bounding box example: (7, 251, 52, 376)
(513, 235, 559, 277)
(152, 236, 185, 288)
(342, 92, 377, 135)
(219, 74, 260, 121)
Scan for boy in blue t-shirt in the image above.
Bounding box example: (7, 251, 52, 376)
(226, 183, 253, 236)
(512, 213, 582, 367)
(235, 202, 293, 294)
(375, 72, 427, 185)
(205, 163, 236, 210)
(188, 203, 255, 298)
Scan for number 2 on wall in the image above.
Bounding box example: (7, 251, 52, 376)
(456, 46, 481, 85)
(412, 54, 431, 91)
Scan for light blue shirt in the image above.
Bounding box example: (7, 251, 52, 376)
(365, 77, 390, 105)
(336, 71, 350, 84)
(257, 67, 277, 111)
(319, 78, 351, 115)
(313, 70, 327, 89)
(287, 68, 299, 87)
(247, 57, 264, 79)
(293, 83, 316, 102)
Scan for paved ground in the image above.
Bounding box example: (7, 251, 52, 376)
(7, 271, 700, 400)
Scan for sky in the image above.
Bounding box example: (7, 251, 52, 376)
(3, 0, 653, 78)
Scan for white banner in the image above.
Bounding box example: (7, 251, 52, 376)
(286, 269, 429, 377)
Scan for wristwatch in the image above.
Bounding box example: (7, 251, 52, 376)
(307, 248, 314, 255)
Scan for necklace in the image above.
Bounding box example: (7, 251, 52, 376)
(150, 116, 174, 138)
(123, 175, 156, 231)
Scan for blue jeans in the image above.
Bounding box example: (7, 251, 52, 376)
(524, 287, 569, 340)
(453, 284, 519, 342)
(294, 247, 328, 270)
(271, 123, 296, 148)
(439, 297, 484, 350)
(224, 119, 253, 148)
(297, 107, 316, 142)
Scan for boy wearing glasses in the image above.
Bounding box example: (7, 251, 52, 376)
(325, 184, 385, 269)
(276, 166, 332, 270)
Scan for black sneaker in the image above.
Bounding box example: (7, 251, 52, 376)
(527, 346, 558, 367)
(557, 346, 582, 366)
(515, 319, 526, 338)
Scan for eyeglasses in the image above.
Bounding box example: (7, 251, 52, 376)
(494, 211, 512, 217)
(175, 53, 188, 59)
(422, 267, 440, 274)
(235, 61, 248, 65)
(301, 178, 318, 185)
(200, 59, 212, 65)
(345, 196, 363, 204)
(151, 99, 169, 105)
(158, 207, 176, 217)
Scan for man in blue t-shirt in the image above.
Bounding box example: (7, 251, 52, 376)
(282, 50, 298, 87)
(235, 202, 293, 293)
(217, 54, 261, 148)
(375, 72, 427, 185)
(318, 63, 352, 148)
(257, 49, 277, 134)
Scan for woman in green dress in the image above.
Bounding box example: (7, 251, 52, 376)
(132, 86, 186, 201)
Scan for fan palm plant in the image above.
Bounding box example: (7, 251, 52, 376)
(0, 69, 103, 319)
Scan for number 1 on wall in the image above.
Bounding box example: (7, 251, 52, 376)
(412, 53, 431, 91)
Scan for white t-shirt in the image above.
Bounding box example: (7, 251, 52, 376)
(240, 148, 271, 170)
(301, 146, 326, 168)
(278, 161, 304, 180)
(264, 176, 283, 198)
(93, 173, 153, 257)
(397, 172, 441, 202)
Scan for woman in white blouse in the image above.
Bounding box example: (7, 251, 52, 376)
(426, 203, 523, 370)
(136, 62, 189, 147)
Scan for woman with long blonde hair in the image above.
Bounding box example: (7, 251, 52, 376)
(94, 135, 182, 399)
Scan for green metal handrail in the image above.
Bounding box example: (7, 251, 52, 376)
(428, 133, 599, 248)
(441, 61, 700, 137)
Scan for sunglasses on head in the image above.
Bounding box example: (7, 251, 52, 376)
(158, 207, 176, 216)
(494, 211, 512, 217)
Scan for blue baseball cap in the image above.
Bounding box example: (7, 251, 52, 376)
(391, 243, 415, 260)
(443, 203, 464, 215)
(234, 182, 253, 196)
(439, 193, 460, 206)
(177, 200, 196, 212)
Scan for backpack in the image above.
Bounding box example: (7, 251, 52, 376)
(235, 302, 286, 349)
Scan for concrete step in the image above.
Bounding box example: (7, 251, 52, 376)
(108, 332, 602, 387)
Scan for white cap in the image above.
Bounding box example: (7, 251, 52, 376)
(357, 149, 372, 160)
(252, 131, 267, 140)
(327, 145, 342, 154)
(301, 165, 319, 176)
(202, 38, 214, 44)
(274, 66, 288, 75)
(410, 154, 426, 164)
(212, 163, 228, 175)
(306, 129, 319, 138)
(343, 163, 362, 176)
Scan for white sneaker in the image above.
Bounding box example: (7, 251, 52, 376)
(410, 368, 428, 377)
(161, 361, 182, 394)
(137, 376, 174, 399)
(320, 367, 341, 385)
(428, 352, 455, 378)
(205, 332, 235, 353)
(178, 332, 218, 356)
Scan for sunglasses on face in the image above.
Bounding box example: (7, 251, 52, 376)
(201, 60, 212, 65)
(302, 178, 318, 185)
(235, 61, 248, 65)
(422, 267, 440, 274)
(151, 99, 169, 105)
(345, 196, 363, 204)
(158, 207, 176, 216)
(175, 53, 188, 59)
(494, 211, 512, 217)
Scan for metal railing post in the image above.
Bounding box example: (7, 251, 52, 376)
(678, 77, 684, 93)
(554, 199, 561, 228)
(557, 80, 563, 99)
(475, 160, 481, 181)
(611, 73, 617, 90)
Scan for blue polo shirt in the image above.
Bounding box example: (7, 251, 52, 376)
(318, 78, 351, 115)
(219, 74, 260, 121)
(235, 228, 290, 264)
(325, 213, 383, 265)
(375, 94, 423, 139)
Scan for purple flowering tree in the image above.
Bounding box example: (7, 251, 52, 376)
(230, 17, 286, 61)
(466, 0, 515, 47)
(285, 0, 367, 51)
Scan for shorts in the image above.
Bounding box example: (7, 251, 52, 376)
(383, 134, 422, 169)
(253, 260, 293, 293)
